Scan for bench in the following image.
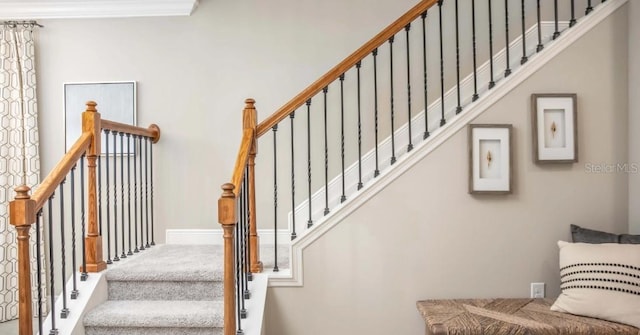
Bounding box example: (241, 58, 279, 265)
(416, 298, 639, 335)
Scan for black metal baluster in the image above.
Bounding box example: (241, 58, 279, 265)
(488, 0, 496, 88)
(97, 151, 102, 235)
(272, 125, 279, 272)
(421, 12, 430, 139)
(438, 0, 446, 126)
(373, 49, 381, 177)
(553, 0, 560, 40)
(339, 73, 347, 202)
(570, 0, 577, 27)
(455, 0, 462, 114)
(80, 155, 87, 281)
(323, 87, 329, 215)
(356, 61, 363, 189)
(145, 137, 150, 248)
(243, 173, 252, 288)
(36, 210, 44, 335)
(521, 0, 528, 64)
(138, 135, 145, 251)
(112, 131, 119, 262)
(505, 0, 512, 77)
(104, 129, 112, 264)
(245, 165, 253, 283)
(405, 24, 415, 149)
(47, 197, 58, 335)
(120, 133, 126, 259)
(58, 181, 69, 318)
(536, 0, 544, 52)
(389, 36, 397, 164)
(290, 111, 297, 240)
(149, 136, 155, 246)
(238, 184, 247, 318)
(306, 99, 313, 228)
(235, 197, 245, 333)
(126, 134, 132, 255)
(70, 165, 78, 299)
(586, 0, 593, 15)
(472, 0, 479, 101)
(133, 135, 139, 253)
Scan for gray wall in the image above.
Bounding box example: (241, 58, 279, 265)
(629, 0, 640, 233)
(35, 0, 596, 238)
(36, 0, 420, 239)
(265, 6, 629, 335)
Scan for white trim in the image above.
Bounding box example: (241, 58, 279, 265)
(270, 0, 628, 287)
(0, 0, 199, 19)
(165, 228, 292, 246)
(41, 272, 108, 335)
(242, 273, 269, 335)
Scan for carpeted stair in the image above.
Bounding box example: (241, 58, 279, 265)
(83, 244, 224, 335)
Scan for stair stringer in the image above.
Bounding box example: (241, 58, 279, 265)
(268, 0, 628, 287)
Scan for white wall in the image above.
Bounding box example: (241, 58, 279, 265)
(265, 6, 629, 335)
(629, 0, 640, 233)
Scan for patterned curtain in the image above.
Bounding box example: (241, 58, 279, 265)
(0, 23, 42, 322)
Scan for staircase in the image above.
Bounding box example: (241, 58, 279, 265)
(83, 245, 224, 335)
(6, 1, 629, 335)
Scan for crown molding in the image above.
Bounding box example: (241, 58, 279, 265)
(0, 0, 199, 20)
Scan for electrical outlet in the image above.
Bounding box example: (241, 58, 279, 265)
(531, 282, 545, 298)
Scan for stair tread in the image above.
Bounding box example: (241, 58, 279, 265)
(106, 244, 223, 281)
(84, 300, 223, 328)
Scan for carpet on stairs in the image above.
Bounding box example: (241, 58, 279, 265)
(83, 245, 225, 335)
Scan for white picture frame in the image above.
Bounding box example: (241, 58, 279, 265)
(531, 93, 578, 163)
(64, 81, 136, 154)
(468, 124, 513, 194)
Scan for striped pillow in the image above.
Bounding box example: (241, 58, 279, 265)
(551, 241, 640, 328)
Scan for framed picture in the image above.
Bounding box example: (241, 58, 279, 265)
(64, 81, 136, 154)
(468, 124, 513, 194)
(531, 93, 577, 163)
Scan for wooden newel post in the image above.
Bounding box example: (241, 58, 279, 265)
(243, 98, 263, 273)
(82, 101, 106, 272)
(218, 183, 237, 335)
(9, 185, 35, 335)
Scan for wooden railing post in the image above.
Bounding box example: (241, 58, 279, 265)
(82, 101, 106, 272)
(9, 185, 36, 335)
(218, 183, 237, 335)
(243, 98, 263, 273)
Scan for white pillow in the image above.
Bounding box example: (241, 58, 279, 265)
(551, 241, 640, 328)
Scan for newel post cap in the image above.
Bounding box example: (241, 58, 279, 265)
(85, 101, 97, 112)
(244, 98, 255, 108)
(14, 185, 31, 199)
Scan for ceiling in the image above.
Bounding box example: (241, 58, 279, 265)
(0, 0, 199, 20)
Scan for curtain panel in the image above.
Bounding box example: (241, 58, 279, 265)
(0, 23, 42, 323)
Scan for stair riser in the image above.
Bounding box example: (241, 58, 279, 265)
(108, 281, 223, 301)
(85, 326, 223, 335)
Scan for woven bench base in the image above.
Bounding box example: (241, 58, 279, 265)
(416, 298, 639, 335)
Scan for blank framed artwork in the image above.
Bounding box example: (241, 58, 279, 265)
(64, 81, 136, 154)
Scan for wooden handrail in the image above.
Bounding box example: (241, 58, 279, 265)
(231, 129, 254, 190)
(255, 0, 438, 137)
(101, 120, 161, 143)
(32, 132, 92, 210)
